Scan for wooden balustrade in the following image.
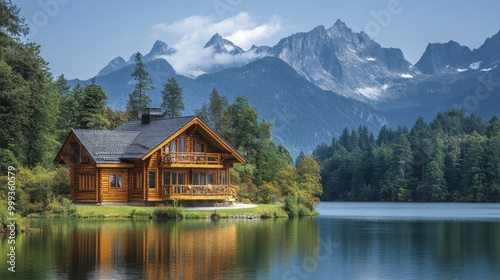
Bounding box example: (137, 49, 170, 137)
(163, 185, 236, 198)
(163, 153, 222, 165)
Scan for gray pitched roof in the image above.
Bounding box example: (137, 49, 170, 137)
(73, 129, 141, 163)
(115, 116, 195, 159)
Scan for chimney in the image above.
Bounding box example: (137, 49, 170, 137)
(141, 107, 163, 124)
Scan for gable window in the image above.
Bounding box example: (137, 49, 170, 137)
(79, 174, 95, 190)
(171, 140, 177, 153)
(149, 171, 156, 189)
(110, 174, 123, 188)
(180, 138, 185, 152)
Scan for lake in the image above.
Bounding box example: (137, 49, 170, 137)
(1, 202, 500, 279)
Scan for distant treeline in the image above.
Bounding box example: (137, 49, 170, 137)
(313, 109, 500, 202)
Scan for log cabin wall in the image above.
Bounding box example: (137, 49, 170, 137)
(100, 168, 129, 203)
(73, 167, 98, 202)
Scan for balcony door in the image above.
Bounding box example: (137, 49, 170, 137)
(193, 171, 213, 186)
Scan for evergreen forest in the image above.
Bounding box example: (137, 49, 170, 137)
(313, 110, 500, 202)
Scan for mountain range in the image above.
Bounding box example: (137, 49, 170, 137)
(68, 20, 500, 156)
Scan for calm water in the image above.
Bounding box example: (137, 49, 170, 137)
(1, 202, 500, 279)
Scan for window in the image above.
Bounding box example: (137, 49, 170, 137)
(178, 173, 184, 185)
(163, 172, 171, 185)
(110, 174, 123, 188)
(220, 172, 227, 185)
(193, 173, 199, 185)
(110, 175, 116, 188)
(180, 138, 185, 152)
(79, 174, 95, 190)
(200, 173, 206, 185)
(171, 140, 177, 153)
(133, 173, 143, 189)
(164, 172, 187, 185)
(149, 171, 156, 189)
(193, 172, 213, 185)
(172, 172, 177, 185)
(207, 173, 213, 185)
(117, 175, 123, 188)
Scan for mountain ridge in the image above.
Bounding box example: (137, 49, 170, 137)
(69, 20, 500, 155)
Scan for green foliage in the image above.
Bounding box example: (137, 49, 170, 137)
(80, 81, 109, 129)
(46, 197, 78, 217)
(161, 76, 185, 118)
(0, 166, 71, 216)
(0, 1, 61, 168)
(153, 206, 183, 219)
(261, 207, 288, 218)
(126, 52, 154, 120)
(105, 107, 128, 130)
(195, 90, 323, 212)
(315, 109, 500, 202)
(196, 88, 230, 133)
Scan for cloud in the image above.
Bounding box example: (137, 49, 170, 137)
(151, 12, 283, 76)
(226, 15, 283, 49)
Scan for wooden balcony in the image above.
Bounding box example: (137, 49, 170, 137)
(162, 152, 223, 167)
(163, 185, 236, 201)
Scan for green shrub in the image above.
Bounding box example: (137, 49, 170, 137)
(283, 194, 316, 217)
(297, 204, 311, 216)
(273, 207, 289, 218)
(240, 198, 253, 204)
(261, 209, 273, 218)
(153, 206, 183, 219)
(184, 213, 202, 219)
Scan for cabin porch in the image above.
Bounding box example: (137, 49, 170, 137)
(163, 184, 237, 201)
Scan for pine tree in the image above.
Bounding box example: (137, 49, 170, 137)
(416, 150, 448, 201)
(55, 74, 73, 143)
(126, 52, 153, 120)
(80, 79, 109, 130)
(161, 76, 184, 118)
(380, 135, 414, 201)
(196, 88, 230, 133)
(70, 83, 85, 129)
(460, 133, 487, 201)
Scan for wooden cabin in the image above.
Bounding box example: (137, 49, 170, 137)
(54, 108, 246, 204)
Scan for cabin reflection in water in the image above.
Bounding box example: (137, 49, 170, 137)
(69, 222, 237, 279)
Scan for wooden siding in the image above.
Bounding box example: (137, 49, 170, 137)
(72, 168, 98, 202)
(101, 169, 129, 202)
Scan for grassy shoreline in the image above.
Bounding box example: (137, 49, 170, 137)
(26, 204, 305, 219)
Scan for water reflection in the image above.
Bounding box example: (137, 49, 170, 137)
(0, 218, 320, 279)
(1, 204, 500, 279)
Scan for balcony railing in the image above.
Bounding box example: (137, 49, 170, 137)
(163, 185, 236, 198)
(163, 152, 222, 165)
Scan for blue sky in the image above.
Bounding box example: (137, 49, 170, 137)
(16, 0, 500, 79)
